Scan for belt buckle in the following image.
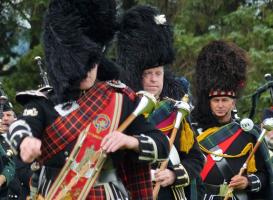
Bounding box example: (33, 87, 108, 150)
(211, 148, 224, 161)
(219, 182, 233, 197)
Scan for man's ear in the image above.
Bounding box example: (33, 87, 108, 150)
(12, 111, 17, 119)
(232, 99, 236, 109)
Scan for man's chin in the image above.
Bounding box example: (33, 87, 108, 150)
(214, 113, 226, 118)
(145, 90, 157, 96)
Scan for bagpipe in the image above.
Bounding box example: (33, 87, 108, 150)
(34, 56, 52, 92)
(249, 73, 273, 119)
(223, 73, 273, 199)
(0, 83, 17, 157)
(223, 117, 273, 200)
(153, 94, 191, 200)
(15, 56, 52, 108)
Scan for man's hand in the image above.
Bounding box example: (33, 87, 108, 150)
(20, 136, 42, 163)
(154, 169, 176, 187)
(229, 175, 249, 190)
(101, 131, 139, 153)
(0, 175, 6, 187)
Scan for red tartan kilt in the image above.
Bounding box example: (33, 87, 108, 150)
(86, 185, 107, 200)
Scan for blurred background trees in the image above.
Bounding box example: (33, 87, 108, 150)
(0, 0, 272, 122)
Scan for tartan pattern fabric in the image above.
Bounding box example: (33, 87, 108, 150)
(118, 158, 153, 200)
(41, 82, 114, 162)
(199, 122, 273, 200)
(199, 122, 241, 150)
(39, 80, 155, 199)
(86, 185, 106, 200)
(120, 86, 136, 102)
(147, 100, 173, 126)
(85, 184, 128, 199)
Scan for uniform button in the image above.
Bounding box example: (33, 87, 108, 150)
(64, 151, 69, 156)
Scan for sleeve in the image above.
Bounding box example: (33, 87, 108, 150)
(243, 126, 271, 195)
(245, 143, 268, 193)
(170, 163, 190, 187)
(246, 173, 262, 192)
(122, 96, 170, 163)
(129, 115, 170, 163)
(169, 123, 205, 187)
(8, 99, 47, 152)
(0, 145, 15, 186)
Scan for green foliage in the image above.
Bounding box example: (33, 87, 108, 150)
(0, 0, 48, 66)
(2, 45, 44, 114)
(1, 0, 273, 123)
(238, 48, 273, 122)
(1, 0, 48, 114)
(172, 2, 273, 123)
(119, 1, 273, 122)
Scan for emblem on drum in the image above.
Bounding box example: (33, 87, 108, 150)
(93, 114, 110, 133)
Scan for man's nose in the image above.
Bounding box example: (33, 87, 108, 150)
(217, 101, 223, 107)
(150, 74, 157, 81)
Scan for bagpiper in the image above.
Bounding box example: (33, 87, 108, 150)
(191, 40, 273, 200)
(0, 87, 15, 199)
(117, 5, 205, 200)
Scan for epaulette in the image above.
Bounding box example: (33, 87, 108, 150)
(106, 80, 136, 101)
(16, 86, 53, 106)
(38, 85, 53, 93)
(106, 80, 126, 89)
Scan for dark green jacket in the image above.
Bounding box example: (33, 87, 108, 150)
(0, 144, 15, 187)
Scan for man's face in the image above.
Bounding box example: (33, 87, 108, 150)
(1, 110, 16, 133)
(142, 66, 164, 98)
(210, 96, 235, 123)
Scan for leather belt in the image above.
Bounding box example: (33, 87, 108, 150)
(209, 146, 248, 200)
(210, 146, 234, 182)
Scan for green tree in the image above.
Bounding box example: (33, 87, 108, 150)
(173, 2, 273, 122)
(1, 0, 273, 122)
(0, 0, 48, 113)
